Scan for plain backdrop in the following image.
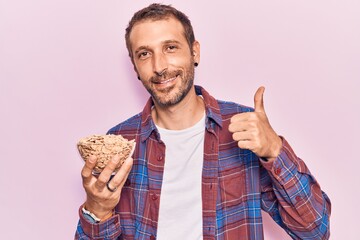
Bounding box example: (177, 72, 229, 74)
(1, 0, 359, 239)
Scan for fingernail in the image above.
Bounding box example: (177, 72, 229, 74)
(88, 156, 95, 163)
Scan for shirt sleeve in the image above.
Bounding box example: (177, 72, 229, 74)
(260, 137, 331, 239)
(75, 205, 122, 240)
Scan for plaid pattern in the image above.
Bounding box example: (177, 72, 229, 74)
(76, 85, 331, 240)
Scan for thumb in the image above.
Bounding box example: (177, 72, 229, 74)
(254, 86, 265, 112)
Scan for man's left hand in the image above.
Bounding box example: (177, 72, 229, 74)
(228, 86, 282, 161)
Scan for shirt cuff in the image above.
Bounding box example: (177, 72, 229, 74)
(78, 205, 122, 239)
(260, 136, 300, 184)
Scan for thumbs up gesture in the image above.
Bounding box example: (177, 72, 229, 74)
(228, 87, 282, 160)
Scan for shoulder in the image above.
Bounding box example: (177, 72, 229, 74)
(107, 112, 143, 136)
(216, 99, 254, 115)
(198, 85, 254, 115)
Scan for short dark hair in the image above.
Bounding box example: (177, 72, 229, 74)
(125, 3, 195, 61)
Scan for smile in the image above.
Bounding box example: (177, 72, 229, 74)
(155, 75, 178, 84)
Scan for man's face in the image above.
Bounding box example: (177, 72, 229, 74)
(129, 17, 200, 107)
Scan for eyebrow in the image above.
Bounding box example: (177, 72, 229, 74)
(134, 46, 150, 55)
(134, 40, 182, 54)
(162, 39, 181, 45)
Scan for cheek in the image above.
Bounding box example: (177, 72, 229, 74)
(168, 53, 192, 66)
(135, 62, 152, 78)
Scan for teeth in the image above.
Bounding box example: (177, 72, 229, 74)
(159, 76, 177, 84)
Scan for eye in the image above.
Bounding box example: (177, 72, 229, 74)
(166, 45, 177, 52)
(138, 51, 150, 59)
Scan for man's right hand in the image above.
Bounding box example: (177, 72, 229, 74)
(81, 155, 133, 221)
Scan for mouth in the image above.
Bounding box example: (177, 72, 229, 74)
(154, 74, 179, 85)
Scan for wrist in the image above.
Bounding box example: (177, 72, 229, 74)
(83, 203, 113, 222)
(99, 210, 113, 222)
(262, 136, 282, 162)
(82, 206, 101, 223)
(270, 135, 282, 158)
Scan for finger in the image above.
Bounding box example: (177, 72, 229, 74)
(237, 140, 255, 151)
(81, 155, 97, 185)
(232, 131, 253, 142)
(228, 120, 253, 133)
(254, 86, 265, 113)
(229, 112, 252, 126)
(109, 157, 133, 190)
(95, 155, 121, 190)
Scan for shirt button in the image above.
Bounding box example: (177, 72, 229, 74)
(150, 235, 156, 240)
(151, 193, 158, 200)
(157, 155, 164, 162)
(296, 196, 302, 202)
(274, 168, 281, 175)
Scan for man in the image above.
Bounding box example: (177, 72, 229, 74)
(76, 3, 331, 240)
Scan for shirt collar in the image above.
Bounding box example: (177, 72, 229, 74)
(140, 85, 223, 142)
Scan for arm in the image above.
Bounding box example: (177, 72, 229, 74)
(228, 87, 331, 238)
(75, 155, 133, 239)
(260, 137, 331, 239)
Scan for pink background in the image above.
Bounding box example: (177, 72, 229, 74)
(1, 0, 359, 239)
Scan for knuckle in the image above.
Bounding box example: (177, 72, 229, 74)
(107, 159, 117, 169)
(111, 179, 121, 187)
(81, 168, 90, 179)
(228, 123, 234, 132)
(232, 133, 238, 140)
(250, 120, 258, 127)
(97, 175, 108, 184)
(81, 167, 87, 176)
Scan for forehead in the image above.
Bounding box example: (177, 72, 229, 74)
(129, 17, 187, 50)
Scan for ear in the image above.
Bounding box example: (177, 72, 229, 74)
(192, 40, 200, 65)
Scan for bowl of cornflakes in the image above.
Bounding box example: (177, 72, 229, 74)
(77, 134, 136, 174)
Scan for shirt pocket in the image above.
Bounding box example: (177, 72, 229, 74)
(218, 165, 246, 208)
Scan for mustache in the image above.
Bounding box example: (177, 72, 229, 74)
(149, 70, 182, 83)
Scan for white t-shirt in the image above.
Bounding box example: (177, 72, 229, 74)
(156, 113, 205, 240)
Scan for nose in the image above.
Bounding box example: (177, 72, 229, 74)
(153, 52, 167, 76)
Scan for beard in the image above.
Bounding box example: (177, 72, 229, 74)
(142, 59, 195, 107)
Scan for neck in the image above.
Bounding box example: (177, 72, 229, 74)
(152, 86, 205, 130)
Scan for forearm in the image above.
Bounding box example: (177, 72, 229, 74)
(260, 137, 331, 239)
